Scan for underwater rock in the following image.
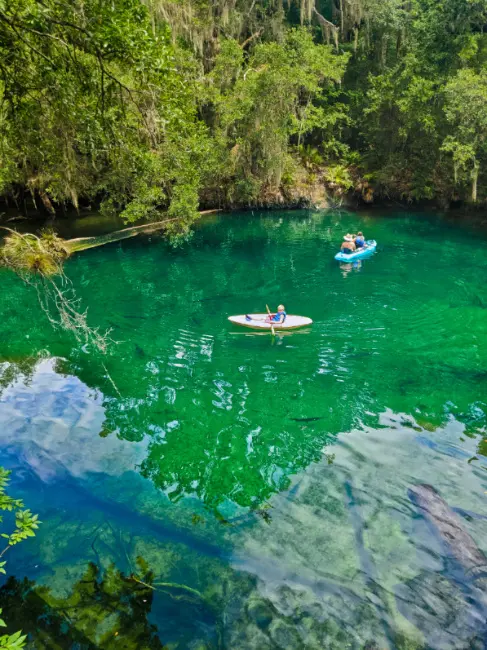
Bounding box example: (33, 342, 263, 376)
(230, 623, 274, 650)
(396, 571, 485, 650)
(268, 619, 302, 649)
(246, 598, 274, 630)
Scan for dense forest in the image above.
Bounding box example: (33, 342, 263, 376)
(1, 0, 487, 235)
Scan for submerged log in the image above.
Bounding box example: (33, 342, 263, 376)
(65, 209, 221, 253)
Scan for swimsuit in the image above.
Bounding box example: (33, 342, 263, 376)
(271, 311, 286, 322)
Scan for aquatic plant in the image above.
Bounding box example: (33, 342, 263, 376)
(0, 229, 112, 353)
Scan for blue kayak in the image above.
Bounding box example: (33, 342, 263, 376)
(334, 240, 377, 262)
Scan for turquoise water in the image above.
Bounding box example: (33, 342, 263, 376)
(0, 209, 486, 648)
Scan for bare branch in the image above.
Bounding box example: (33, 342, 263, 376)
(312, 7, 340, 49)
(240, 29, 263, 49)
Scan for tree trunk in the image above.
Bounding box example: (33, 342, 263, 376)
(39, 190, 55, 214)
(381, 34, 389, 68)
(472, 158, 479, 203)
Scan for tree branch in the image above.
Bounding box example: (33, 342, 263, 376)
(0, 11, 57, 66)
(240, 29, 263, 49)
(312, 7, 340, 49)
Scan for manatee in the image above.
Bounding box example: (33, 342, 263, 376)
(400, 484, 487, 649)
(408, 484, 487, 579)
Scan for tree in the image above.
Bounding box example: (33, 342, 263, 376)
(205, 28, 348, 204)
(0, 0, 209, 231)
(3, 0, 487, 213)
(442, 68, 487, 202)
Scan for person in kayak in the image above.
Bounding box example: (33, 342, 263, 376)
(354, 232, 365, 248)
(266, 304, 286, 324)
(341, 235, 356, 254)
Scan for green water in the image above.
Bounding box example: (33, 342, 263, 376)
(0, 209, 486, 649)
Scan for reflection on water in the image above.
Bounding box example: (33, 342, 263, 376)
(2, 359, 486, 648)
(0, 359, 147, 481)
(0, 210, 486, 648)
(1, 564, 167, 649)
(339, 259, 362, 277)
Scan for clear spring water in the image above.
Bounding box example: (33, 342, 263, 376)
(0, 209, 486, 649)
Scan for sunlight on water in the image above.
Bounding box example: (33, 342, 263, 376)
(0, 209, 486, 648)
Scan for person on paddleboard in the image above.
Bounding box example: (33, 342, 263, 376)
(266, 305, 286, 324)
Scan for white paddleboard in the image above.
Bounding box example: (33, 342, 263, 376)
(228, 314, 313, 331)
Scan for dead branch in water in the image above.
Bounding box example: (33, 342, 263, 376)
(0, 210, 221, 352)
(65, 210, 222, 253)
(0, 229, 112, 353)
(34, 276, 115, 354)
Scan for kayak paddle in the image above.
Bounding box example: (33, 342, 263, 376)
(266, 304, 276, 336)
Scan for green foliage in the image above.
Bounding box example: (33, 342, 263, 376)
(0, 468, 40, 555)
(0, 626, 27, 650)
(324, 165, 354, 191)
(205, 28, 348, 203)
(351, 0, 487, 203)
(442, 68, 487, 201)
(1, 510, 39, 548)
(0, 468, 40, 650)
(3, 0, 487, 216)
(297, 144, 324, 169)
(0, 0, 206, 229)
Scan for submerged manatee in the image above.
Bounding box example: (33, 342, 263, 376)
(399, 484, 487, 649)
(408, 484, 487, 579)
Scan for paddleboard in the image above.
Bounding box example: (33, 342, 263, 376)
(228, 314, 313, 331)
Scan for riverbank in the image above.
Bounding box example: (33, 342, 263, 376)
(3, 187, 487, 260)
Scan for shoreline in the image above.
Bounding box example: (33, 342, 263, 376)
(3, 204, 487, 258)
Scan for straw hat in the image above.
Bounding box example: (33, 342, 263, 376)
(343, 234, 353, 242)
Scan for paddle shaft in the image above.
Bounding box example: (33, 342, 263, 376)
(266, 304, 276, 336)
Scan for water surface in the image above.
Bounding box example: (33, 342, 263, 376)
(0, 210, 486, 649)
